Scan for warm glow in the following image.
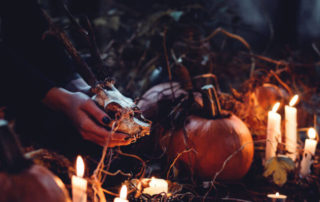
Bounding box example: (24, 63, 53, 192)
(275, 192, 279, 196)
(289, 94, 299, 107)
(119, 185, 127, 199)
(76, 155, 85, 177)
(272, 102, 280, 112)
(308, 128, 316, 139)
(149, 177, 168, 190)
(149, 177, 165, 187)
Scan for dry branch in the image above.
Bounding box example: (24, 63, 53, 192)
(201, 27, 256, 78)
(41, 9, 97, 86)
(63, 5, 110, 78)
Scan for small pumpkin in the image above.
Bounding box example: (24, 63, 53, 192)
(0, 120, 71, 202)
(0, 164, 71, 202)
(138, 82, 254, 180)
(254, 83, 289, 110)
(137, 82, 202, 122)
(165, 114, 253, 179)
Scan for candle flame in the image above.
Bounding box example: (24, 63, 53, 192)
(76, 155, 85, 177)
(308, 128, 316, 139)
(275, 192, 279, 196)
(289, 94, 299, 107)
(119, 185, 127, 199)
(272, 102, 280, 112)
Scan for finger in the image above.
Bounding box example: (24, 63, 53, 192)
(81, 131, 107, 146)
(81, 100, 111, 126)
(81, 131, 131, 147)
(88, 127, 129, 141)
(81, 117, 129, 140)
(79, 117, 110, 139)
(111, 132, 130, 141)
(108, 139, 132, 148)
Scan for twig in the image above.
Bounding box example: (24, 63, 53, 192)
(249, 53, 287, 66)
(163, 28, 176, 100)
(101, 149, 114, 184)
(201, 27, 255, 78)
(163, 29, 172, 80)
(269, 70, 293, 96)
(202, 28, 250, 50)
(63, 5, 110, 78)
(41, 9, 97, 86)
(101, 188, 118, 197)
(166, 148, 196, 179)
(91, 121, 119, 202)
(203, 141, 255, 201)
(115, 148, 146, 179)
(202, 181, 215, 202)
(100, 169, 132, 177)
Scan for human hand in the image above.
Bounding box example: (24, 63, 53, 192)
(42, 88, 131, 147)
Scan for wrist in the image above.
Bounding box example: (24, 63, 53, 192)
(64, 75, 91, 94)
(42, 87, 74, 111)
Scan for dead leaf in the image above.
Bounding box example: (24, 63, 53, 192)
(263, 156, 295, 186)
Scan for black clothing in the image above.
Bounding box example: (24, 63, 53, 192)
(0, 1, 97, 157)
(0, 0, 77, 107)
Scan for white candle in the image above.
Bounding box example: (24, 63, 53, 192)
(114, 185, 129, 202)
(72, 156, 87, 202)
(285, 95, 298, 161)
(267, 192, 287, 202)
(142, 177, 168, 196)
(266, 102, 281, 161)
(300, 128, 318, 177)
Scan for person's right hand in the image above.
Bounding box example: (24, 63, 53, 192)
(42, 87, 131, 147)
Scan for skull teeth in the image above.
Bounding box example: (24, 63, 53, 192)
(130, 133, 145, 142)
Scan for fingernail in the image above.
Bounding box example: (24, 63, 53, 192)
(102, 116, 111, 124)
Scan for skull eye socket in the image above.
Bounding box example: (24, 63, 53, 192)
(105, 102, 123, 120)
(108, 111, 122, 120)
(129, 112, 134, 118)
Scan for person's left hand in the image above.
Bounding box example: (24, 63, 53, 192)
(42, 87, 132, 147)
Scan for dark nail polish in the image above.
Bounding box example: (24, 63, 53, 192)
(102, 116, 111, 124)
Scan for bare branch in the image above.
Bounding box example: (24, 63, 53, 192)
(41, 9, 97, 86)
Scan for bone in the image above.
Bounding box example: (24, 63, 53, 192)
(91, 81, 151, 142)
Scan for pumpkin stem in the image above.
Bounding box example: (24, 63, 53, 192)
(0, 120, 32, 173)
(201, 84, 223, 118)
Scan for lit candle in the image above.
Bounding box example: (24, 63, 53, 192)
(300, 128, 318, 177)
(266, 102, 281, 161)
(285, 95, 298, 161)
(267, 192, 287, 202)
(142, 177, 168, 196)
(72, 156, 87, 202)
(114, 185, 129, 202)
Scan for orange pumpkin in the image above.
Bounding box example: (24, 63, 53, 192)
(0, 120, 71, 202)
(0, 164, 71, 202)
(138, 82, 254, 180)
(164, 114, 254, 179)
(254, 83, 289, 110)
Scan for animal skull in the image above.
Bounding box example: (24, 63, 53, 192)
(91, 81, 151, 143)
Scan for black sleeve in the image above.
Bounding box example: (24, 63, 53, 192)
(0, 0, 77, 92)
